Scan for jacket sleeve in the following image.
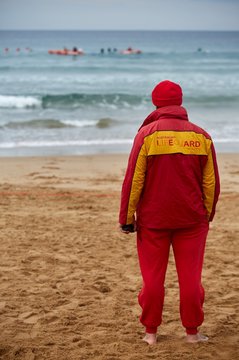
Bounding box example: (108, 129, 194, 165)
(202, 142, 220, 221)
(119, 133, 147, 225)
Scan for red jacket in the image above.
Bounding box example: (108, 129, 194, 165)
(119, 105, 220, 229)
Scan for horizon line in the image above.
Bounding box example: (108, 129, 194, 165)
(0, 29, 239, 32)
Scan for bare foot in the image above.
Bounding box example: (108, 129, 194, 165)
(186, 333, 209, 343)
(142, 333, 157, 345)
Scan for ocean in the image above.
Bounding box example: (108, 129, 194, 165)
(0, 30, 239, 156)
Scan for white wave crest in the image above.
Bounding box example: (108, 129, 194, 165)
(0, 139, 133, 149)
(63, 119, 98, 127)
(0, 95, 41, 108)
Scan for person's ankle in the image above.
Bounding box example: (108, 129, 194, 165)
(146, 326, 157, 334)
(186, 327, 198, 335)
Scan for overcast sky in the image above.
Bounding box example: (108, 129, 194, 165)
(0, 0, 239, 31)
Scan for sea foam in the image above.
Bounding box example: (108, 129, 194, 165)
(0, 95, 41, 108)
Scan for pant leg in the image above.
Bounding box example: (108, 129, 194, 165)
(137, 226, 171, 333)
(172, 222, 209, 334)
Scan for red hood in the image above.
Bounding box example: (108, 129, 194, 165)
(139, 105, 188, 131)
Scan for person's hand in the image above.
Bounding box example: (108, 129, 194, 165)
(119, 218, 137, 234)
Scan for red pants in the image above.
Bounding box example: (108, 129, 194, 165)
(137, 222, 209, 335)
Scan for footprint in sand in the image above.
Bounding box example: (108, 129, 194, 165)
(27, 172, 40, 177)
(30, 322, 41, 338)
(41, 312, 59, 324)
(34, 175, 58, 180)
(42, 166, 60, 170)
(0, 301, 6, 310)
(18, 311, 40, 324)
(56, 298, 79, 310)
(93, 281, 111, 293)
(72, 336, 82, 344)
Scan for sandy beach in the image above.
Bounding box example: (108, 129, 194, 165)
(0, 153, 238, 360)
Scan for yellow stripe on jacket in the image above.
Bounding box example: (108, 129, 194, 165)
(126, 143, 147, 224)
(202, 148, 216, 219)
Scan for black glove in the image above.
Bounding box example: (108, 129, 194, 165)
(121, 224, 135, 233)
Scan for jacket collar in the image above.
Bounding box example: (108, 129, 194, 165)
(138, 105, 188, 131)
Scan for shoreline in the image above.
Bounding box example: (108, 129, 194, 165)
(0, 140, 238, 157)
(1, 150, 239, 158)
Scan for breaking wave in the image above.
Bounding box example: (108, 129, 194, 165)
(1, 93, 239, 110)
(0, 93, 147, 109)
(2, 117, 116, 129)
(0, 95, 41, 108)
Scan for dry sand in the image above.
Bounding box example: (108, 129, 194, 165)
(0, 153, 238, 360)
